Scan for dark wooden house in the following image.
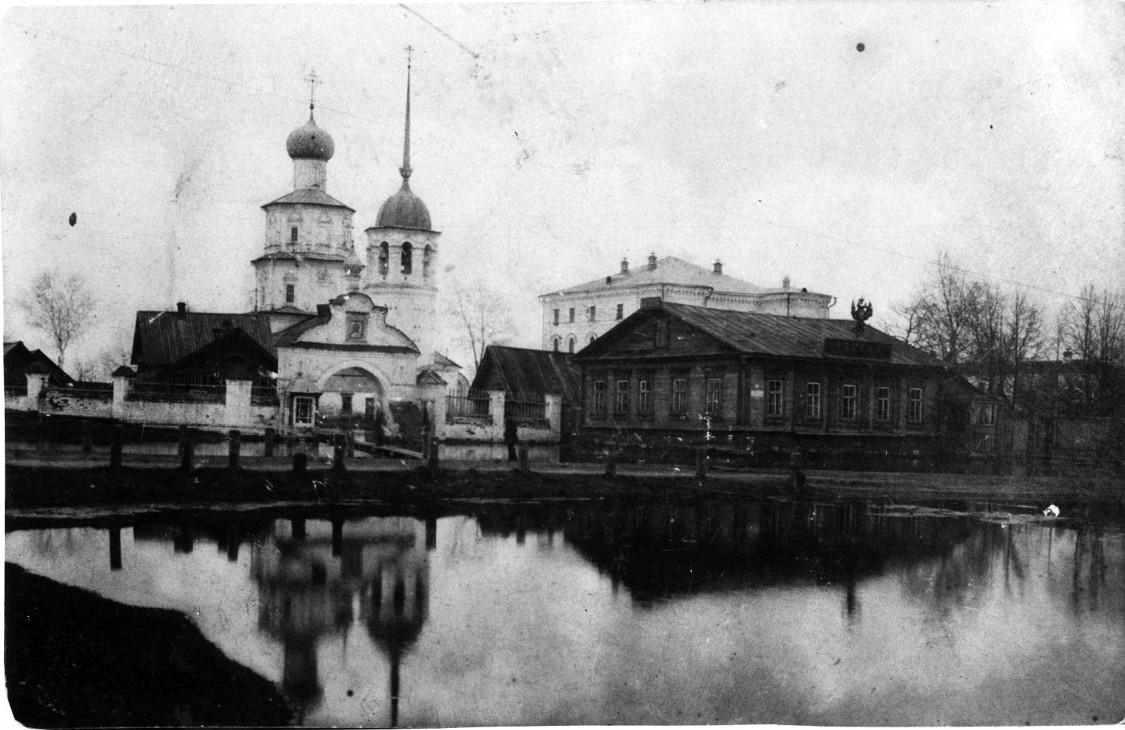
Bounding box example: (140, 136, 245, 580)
(470, 345, 583, 439)
(572, 300, 999, 469)
(3, 341, 73, 392)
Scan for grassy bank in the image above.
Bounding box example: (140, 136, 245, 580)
(4, 562, 293, 727)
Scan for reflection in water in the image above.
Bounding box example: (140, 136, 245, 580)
(7, 500, 1125, 727)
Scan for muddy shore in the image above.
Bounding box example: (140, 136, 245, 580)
(4, 562, 293, 727)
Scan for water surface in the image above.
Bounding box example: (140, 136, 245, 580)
(7, 499, 1124, 726)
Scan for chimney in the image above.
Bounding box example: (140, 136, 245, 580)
(176, 302, 187, 317)
(782, 275, 791, 291)
(713, 260, 723, 275)
(648, 252, 657, 271)
(620, 258, 629, 274)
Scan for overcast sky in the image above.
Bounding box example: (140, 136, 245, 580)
(2, 1, 1123, 372)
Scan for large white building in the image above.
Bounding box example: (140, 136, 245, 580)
(539, 254, 835, 352)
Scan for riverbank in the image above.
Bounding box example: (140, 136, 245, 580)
(6, 455, 1123, 520)
(4, 562, 293, 727)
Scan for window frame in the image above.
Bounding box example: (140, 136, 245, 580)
(705, 376, 723, 417)
(592, 380, 607, 415)
(340, 393, 353, 415)
(841, 383, 858, 421)
(285, 284, 295, 304)
(615, 303, 624, 320)
(875, 386, 891, 421)
(638, 377, 653, 416)
(671, 377, 688, 416)
(908, 387, 924, 423)
(293, 395, 315, 426)
(805, 382, 822, 419)
(614, 379, 630, 416)
(766, 379, 784, 417)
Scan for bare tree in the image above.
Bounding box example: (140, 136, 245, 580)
(448, 281, 515, 372)
(1058, 284, 1125, 409)
(1004, 290, 1045, 405)
(20, 270, 96, 369)
(96, 337, 134, 379)
(897, 252, 979, 365)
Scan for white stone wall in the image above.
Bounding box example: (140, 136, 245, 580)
(540, 284, 834, 350)
(263, 203, 354, 255)
(361, 227, 440, 361)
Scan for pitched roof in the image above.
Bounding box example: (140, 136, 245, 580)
(548, 256, 777, 297)
(471, 345, 582, 402)
(433, 352, 461, 368)
(4, 341, 73, 386)
(132, 311, 276, 367)
(579, 302, 951, 369)
(261, 188, 355, 211)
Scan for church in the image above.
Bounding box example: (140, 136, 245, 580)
(127, 62, 465, 436)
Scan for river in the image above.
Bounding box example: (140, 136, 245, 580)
(6, 498, 1125, 726)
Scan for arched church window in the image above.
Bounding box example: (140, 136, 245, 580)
(423, 244, 432, 276)
(588, 334, 596, 345)
(291, 227, 298, 245)
(553, 337, 561, 352)
(568, 336, 576, 354)
(401, 242, 413, 274)
(378, 242, 389, 275)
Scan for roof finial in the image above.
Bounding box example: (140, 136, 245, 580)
(305, 69, 319, 114)
(399, 46, 413, 183)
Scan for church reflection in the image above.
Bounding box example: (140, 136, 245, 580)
(248, 515, 434, 724)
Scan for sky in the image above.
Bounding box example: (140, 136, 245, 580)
(2, 1, 1123, 374)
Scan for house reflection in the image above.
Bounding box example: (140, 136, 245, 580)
(473, 501, 983, 617)
(249, 515, 433, 725)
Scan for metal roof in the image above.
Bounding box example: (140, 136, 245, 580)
(471, 345, 582, 402)
(548, 256, 777, 297)
(132, 311, 276, 367)
(578, 302, 951, 369)
(262, 188, 355, 211)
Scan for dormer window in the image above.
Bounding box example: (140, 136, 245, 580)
(402, 242, 413, 274)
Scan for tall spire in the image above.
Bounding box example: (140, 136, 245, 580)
(399, 46, 413, 183)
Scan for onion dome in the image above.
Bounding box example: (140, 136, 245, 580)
(376, 182, 431, 230)
(286, 109, 335, 161)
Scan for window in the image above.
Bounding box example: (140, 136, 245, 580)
(553, 309, 560, 326)
(978, 433, 995, 453)
(671, 378, 687, 416)
(589, 306, 596, 322)
(401, 242, 413, 274)
(340, 393, 353, 415)
(876, 386, 891, 421)
(841, 384, 858, 420)
(568, 307, 575, 323)
(423, 244, 432, 276)
(588, 334, 596, 345)
(767, 379, 783, 417)
(616, 303, 624, 320)
(614, 379, 629, 416)
(379, 242, 389, 275)
(593, 381, 607, 415)
(568, 336, 576, 354)
(638, 378, 652, 415)
(978, 403, 997, 426)
(293, 396, 315, 426)
(908, 388, 923, 423)
(705, 377, 722, 415)
(552, 337, 560, 352)
(285, 284, 295, 304)
(655, 320, 669, 347)
(806, 382, 822, 419)
(291, 227, 298, 244)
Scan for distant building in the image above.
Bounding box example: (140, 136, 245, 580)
(470, 344, 583, 439)
(3, 341, 73, 391)
(572, 299, 998, 467)
(538, 254, 835, 352)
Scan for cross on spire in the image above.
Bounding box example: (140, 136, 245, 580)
(305, 69, 320, 111)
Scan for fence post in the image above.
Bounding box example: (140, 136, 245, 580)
(346, 430, 355, 458)
(604, 454, 616, 479)
(109, 527, 122, 571)
(789, 447, 805, 495)
(82, 421, 93, 454)
(228, 430, 241, 471)
(427, 437, 440, 469)
(696, 447, 708, 481)
(180, 430, 195, 474)
(109, 424, 123, 471)
(36, 411, 46, 452)
(264, 427, 276, 457)
(333, 434, 346, 473)
(292, 451, 308, 477)
(518, 444, 530, 472)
